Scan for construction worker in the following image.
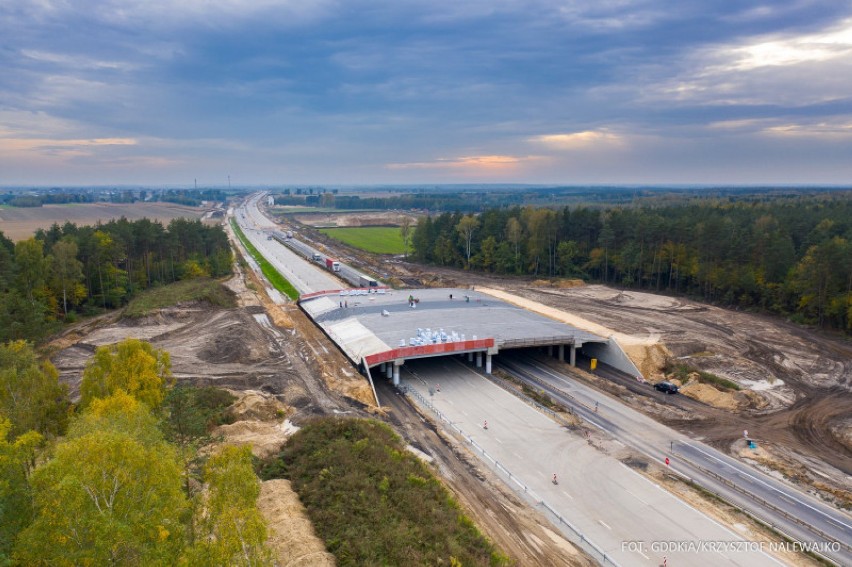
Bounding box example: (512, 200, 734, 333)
(552, 473, 558, 485)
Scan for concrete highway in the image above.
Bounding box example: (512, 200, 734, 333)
(400, 357, 784, 567)
(232, 194, 341, 294)
(501, 355, 851, 566)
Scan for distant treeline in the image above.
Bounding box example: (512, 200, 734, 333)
(272, 192, 519, 212)
(0, 189, 226, 208)
(0, 193, 97, 207)
(0, 218, 232, 342)
(411, 193, 852, 333)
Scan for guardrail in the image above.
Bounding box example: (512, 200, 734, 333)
(503, 359, 847, 566)
(672, 447, 849, 559)
(400, 384, 621, 567)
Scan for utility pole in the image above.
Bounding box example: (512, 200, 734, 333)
(228, 175, 231, 190)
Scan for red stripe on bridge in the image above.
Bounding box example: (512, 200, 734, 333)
(364, 338, 495, 367)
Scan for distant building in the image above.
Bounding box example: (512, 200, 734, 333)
(267, 195, 275, 206)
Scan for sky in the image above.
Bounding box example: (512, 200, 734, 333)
(2, 0, 852, 186)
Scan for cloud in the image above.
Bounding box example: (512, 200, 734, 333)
(386, 154, 538, 170)
(529, 130, 623, 149)
(726, 19, 852, 70)
(0, 137, 137, 152)
(763, 121, 852, 137)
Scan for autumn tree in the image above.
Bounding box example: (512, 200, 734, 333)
(0, 341, 69, 439)
(14, 392, 188, 566)
(80, 338, 172, 409)
(0, 420, 42, 562)
(49, 238, 86, 316)
(505, 217, 522, 273)
(456, 215, 479, 269)
(188, 445, 272, 566)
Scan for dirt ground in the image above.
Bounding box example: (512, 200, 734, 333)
(0, 201, 214, 241)
(282, 209, 419, 228)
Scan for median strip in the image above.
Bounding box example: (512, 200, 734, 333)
(230, 218, 299, 300)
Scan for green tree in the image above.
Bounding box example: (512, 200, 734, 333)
(189, 445, 271, 566)
(400, 217, 413, 259)
(0, 341, 69, 439)
(14, 393, 188, 566)
(506, 217, 522, 273)
(13, 238, 50, 306)
(0, 420, 42, 562)
(80, 338, 172, 409)
(49, 238, 86, 316)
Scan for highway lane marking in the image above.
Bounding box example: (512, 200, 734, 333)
(685, 442, 852, 531)
(561, 490, 573, 500)
(598, 520, 612, 530)
(494, 437, 503, 444)
(514, 453, 523, 460)
(626, 489, 649, 505)
(637, 549, 649, 560)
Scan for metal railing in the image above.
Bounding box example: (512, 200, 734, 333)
(400, 384, 622, 567)
(671, 447, 848, 562)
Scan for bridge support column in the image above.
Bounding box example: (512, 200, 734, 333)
(548, 345, 554, 357)
(386, 365, 393, 379)
(558, 344, 565, 362)
(569, 344, 576, 367)
(485, 354, 492, 374)
(468, 352, 474, 363)
(392, 361, 402, 386)
(476, 352, 482, 368)
(380, 362, 386, 373)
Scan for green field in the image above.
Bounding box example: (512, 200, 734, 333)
(230, 219, 300, 300)
(319, 226, 406, 254)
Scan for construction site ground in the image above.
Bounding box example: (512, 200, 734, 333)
(45, 248, 596, 566)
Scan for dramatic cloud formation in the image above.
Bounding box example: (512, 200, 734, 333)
(1, 0, 851, 184)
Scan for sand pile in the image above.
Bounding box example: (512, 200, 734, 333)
(679, 382, 740, 410)
(228, 390, 291, 421)
(215, 419, 298, 459)
(258, 479, 336, 567)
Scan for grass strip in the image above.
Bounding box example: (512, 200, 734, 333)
(230, 218, 299, 300)
(260, 417, 511, 566)
(124, 278, 236, 317)
(319, 226, 406, 254)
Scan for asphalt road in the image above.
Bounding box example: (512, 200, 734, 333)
(399, 357, 784, 567)
(501, 354, 852, 566)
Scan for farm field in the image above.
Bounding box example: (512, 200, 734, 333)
(0, 202, 211, 240)
(319, 226, 405, 254)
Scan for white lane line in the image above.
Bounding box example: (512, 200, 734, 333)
(514, 453, 523, 460)
(494, 437, 503, 444)
(637, 549, 649, 560)
(626, 489, 649, 505)
(446, 399, 454, 405)
(462, 411, 469, 416)
(561, 490, 573, 500)
(598, 520, 612, 530)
